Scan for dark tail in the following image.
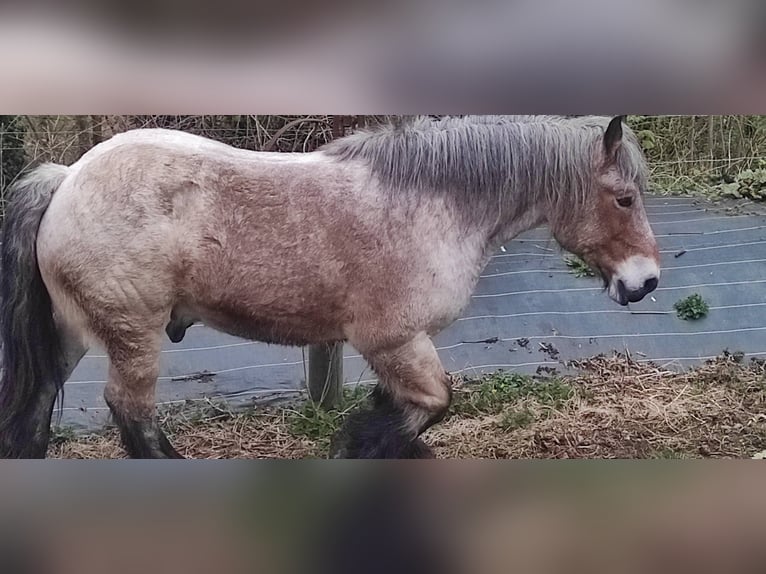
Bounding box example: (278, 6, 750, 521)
(0, 164, 70, 457)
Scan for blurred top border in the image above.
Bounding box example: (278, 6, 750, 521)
(0, 0, 764, 113)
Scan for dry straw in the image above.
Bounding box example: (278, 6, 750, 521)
(52, 353, 766, 460)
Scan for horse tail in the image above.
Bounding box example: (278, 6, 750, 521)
(0, 164, 70, 457)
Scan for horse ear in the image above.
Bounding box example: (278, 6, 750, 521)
(603, 115, 625, 159)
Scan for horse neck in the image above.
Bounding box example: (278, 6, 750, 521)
(466, 125, 582, 251)
(474, 165, 551, 254)
(486, 200, 547, 253)
(487, 136, 593, 250)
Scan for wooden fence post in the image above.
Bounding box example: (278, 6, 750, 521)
(307, 342, 343, 409)
(306, 115, 347, 409)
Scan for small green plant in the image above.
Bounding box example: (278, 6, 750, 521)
(453, 372, 573, 417)
(287, 385, 371, 446)
(289, 401, 344, 443)
(497, 407, 535, 432)
(649, 447, 688, 460)
(564, 255, 596, 278)
(636, 128, 657, 152)
(49, 426, 77, 446)
(674, 294, 709, 321)
(716, 167, 766, 201)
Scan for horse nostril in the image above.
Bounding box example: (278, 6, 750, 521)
(616, 279, 629, 306)
(643, 277, 659, 293)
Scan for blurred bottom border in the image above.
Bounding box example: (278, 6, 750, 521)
(1, 461, 765, 574)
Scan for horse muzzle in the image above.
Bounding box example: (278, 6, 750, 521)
(607, 256, 660, 306)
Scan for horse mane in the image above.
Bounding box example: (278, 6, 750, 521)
(322, 115, 648, 224)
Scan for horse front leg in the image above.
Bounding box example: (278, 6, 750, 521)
(330, 332, 452, 459)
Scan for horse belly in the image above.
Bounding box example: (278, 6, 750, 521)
(183, 264, 352, 346)
(193, 304, 347, 347)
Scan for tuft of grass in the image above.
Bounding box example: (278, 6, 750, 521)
(452, 372, 573, 418)
(287, 385, 371, 447)
(498, 407, 535, 432)
(674, 294, 709, 321)
(564, 256, 596, 278)
(288, 402, 344, 444)
(49, 426, 77, 446)
(649, 447, 689, 460)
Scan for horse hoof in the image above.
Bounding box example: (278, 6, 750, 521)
(327, 431, 351, 459)
(327, 432, 434, 459)
(159, 433, 185, 459)
(407, 438, 436, 459)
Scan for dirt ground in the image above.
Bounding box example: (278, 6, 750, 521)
(51, 352, 766, 459)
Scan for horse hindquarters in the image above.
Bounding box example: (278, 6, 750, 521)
(39, 231, 183, 458)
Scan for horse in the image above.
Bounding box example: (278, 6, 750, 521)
(0, 115, 659, 459)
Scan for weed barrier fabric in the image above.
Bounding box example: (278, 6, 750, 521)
(60, 196, 766, 431)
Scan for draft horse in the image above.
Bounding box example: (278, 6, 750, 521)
(0, 115, 659, 458)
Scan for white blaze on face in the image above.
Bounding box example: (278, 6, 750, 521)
(608, 255, 661, 304)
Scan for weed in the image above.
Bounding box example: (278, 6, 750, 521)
(49, 426, 77, 446)
(287, 385, 371, 446)
(674, 294, 709, 321)
(288, 402, 344, 444)
(498, 407, 535, 432)
(453, 372, 573, 417)
(564, 256, 596, 278)
(715, 167, 766, 202)
(649, 447, 688, 460)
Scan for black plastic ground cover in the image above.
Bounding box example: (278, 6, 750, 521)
(60, 196, 766, 430)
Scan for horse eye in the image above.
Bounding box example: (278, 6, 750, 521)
(617, 196, 633, 208)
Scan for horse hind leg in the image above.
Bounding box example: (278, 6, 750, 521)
(331, 332, 452, 459)
(103, 331, 182, 459)
(41, 325, 88, 438)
